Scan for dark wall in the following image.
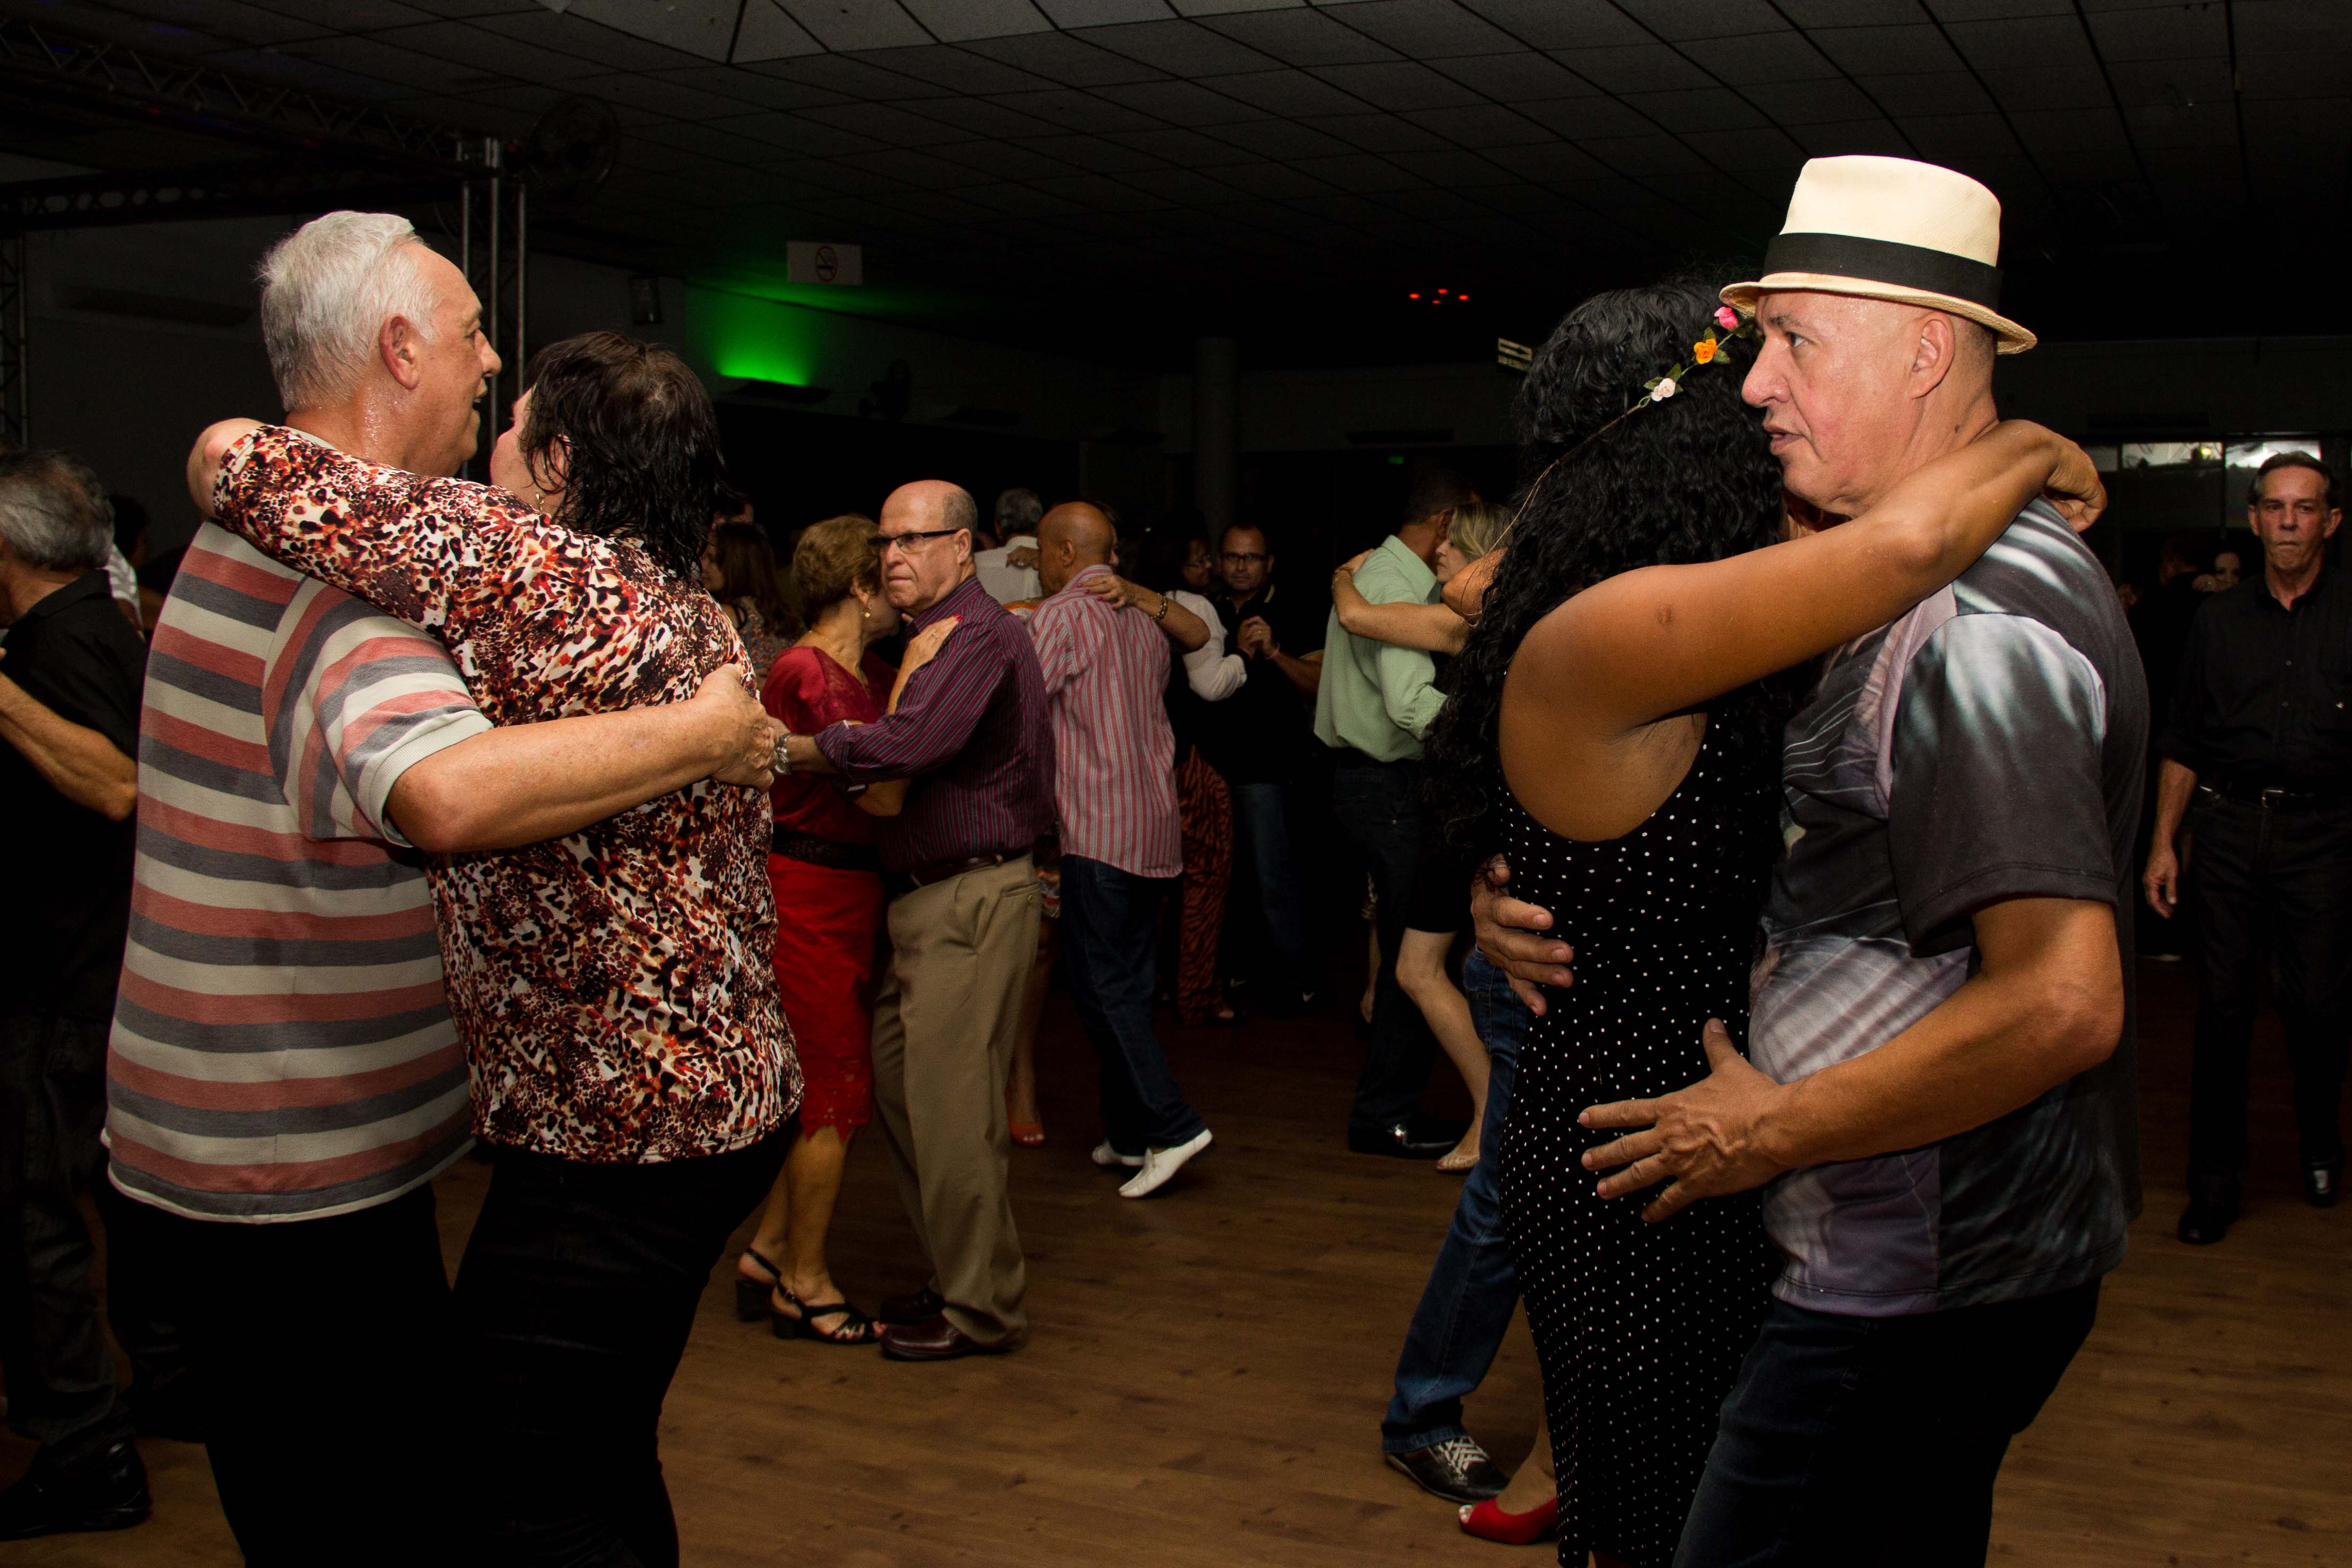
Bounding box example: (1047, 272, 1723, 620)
(716, 403, 1080, 539)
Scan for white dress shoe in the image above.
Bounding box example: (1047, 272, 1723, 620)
(1090, 1141, 1143, 1168)
(1119, 1128, 1213, 1198)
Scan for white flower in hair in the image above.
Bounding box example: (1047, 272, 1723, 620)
(1650, 377, 1677, 402)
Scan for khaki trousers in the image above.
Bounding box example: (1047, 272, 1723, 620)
(870, 855, 1040, 1346)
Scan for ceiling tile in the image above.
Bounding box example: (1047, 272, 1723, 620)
(266, 33, 485, 93)
(1514, 95, 1656, 140)
(1075, 18, 1285, 73)
(1128, 166, 1253, 202)
(1109, 79, 1271, 123)
(646, 65, 850, 109)
(795, 101, 975, 145)
(1195, 8, 1400, 65)
(1901, 111, 2020, 162)
(843, 45, 1060, 92)
(1295, 112, 1454, 152)
(731, 2, 827, 63)
(1576, 133, 1711, 177)
(1452, 0, 1648, 50)
(1478, 139, 1611, 182)
(1426, 50, 1598, 100)
(2232, 0, 2352, 55)
(1322, 0, 1521, 60)
(1035, 0, 1179, 24)
(1104, 125, 1258, 161)
(1706, 29, 1842, 85)
(372, 20, 608, 84)
(1379, 146, 1520, 187)
(1920, 0, 2075, 19)
(991, 88, 1170, 131)
(1741, 75, 1884, 126)
(1789, 117, 1915, 158)
(906, 97, 1055, 136)
(1944, 16, 2094, 73)
(1399, 102, 1554, 148)
(895, 0, 1057, 40)
(2121, 103, 2238, 152)
(2236, 51, 2352, 102)
(634, 118, 792, 162)
(771, 0, 929, 50)
(1209, 160, 1340, 197)
(1548, 44, 1712, 94)
(1620, 86, 1769, 133)
(561, 0, 736, 61)
(1014, 132, 1170, 170)
(1286, 152, 1426, 192)
(1677, 124, 1806, 171)
(469, 10, 709, 72)
(1307, 60, 1484, 111)
(831, 147, 985, 188)
(2083, 3, 2227, 63)
(1028, 171, 1174, 210)
(962, 30, 1171, 84)
(2096, 58, 2232, 111)
(1198, 117, 1360, 157)
(1808, 24, 1964, 77)
(570, 69, 758, 119)
(1205, 67, 1365, 116)
(1862, 71, 1996, 117)
(1975, 65, 2114, 113)
(716, 110, 894, 154)
(744, 53, 940, 96)
(1611, 0, 1792, 42)
(929, 140, 1084, 178)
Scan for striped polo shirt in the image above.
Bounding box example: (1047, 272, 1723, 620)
(104, 521, 488, 1223)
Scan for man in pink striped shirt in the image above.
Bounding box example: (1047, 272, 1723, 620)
(1030, 504, 1212, 1199)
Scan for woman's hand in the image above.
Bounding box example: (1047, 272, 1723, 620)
(900, 615, 960, 679)
(2041, 433, 2106, 534)
(1330, 550, 1374, 600)
(185, 418, 267, 517)
(1081, 574, 1143, 612)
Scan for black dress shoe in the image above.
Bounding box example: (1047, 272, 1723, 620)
(877, 1312, 1014, 1363)
(1385, 1437, 1507, 1504)
(0, 1435, 150, 1540)
(877, 1286, 944, 1325)
(1348, 1118, 1467, 1160)
(2177, 1176, 2241, 1245)
(2304, 1157, 2342, 1208)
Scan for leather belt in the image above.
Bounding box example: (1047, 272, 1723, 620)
(2199, 780, 2344, 809)
(902, 851, 1009, 890)
(770, 826, 882, 874)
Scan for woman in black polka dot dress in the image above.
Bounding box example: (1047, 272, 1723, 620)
(1425, 278, 2105, 1564)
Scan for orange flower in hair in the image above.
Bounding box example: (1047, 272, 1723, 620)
(1692, 334, 1720, 364)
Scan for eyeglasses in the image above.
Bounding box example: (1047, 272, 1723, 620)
(868, 528, 965, 555)
(1221, 551, 1270, 565)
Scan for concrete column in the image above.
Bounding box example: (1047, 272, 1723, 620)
(1192, 334, 1238, 539)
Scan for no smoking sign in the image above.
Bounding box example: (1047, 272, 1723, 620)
(787, 241, 863, 286)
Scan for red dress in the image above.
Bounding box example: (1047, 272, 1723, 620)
(763, 645, 894, 1134)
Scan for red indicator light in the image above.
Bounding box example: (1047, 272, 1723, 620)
(1407, 292, 1419, 299)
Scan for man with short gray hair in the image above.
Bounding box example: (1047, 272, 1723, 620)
(107, 211, 779, 1560)
(974, 484, 1044, 603)
(0, 448, 154, 1539)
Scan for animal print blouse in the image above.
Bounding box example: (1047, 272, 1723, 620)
(212, 426, 796, 1164)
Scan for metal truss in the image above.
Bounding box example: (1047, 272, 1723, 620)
(2, 158, 464, 232)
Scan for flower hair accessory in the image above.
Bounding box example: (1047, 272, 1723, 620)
(1492, 306, 1759, 555)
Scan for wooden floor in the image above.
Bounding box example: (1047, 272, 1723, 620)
(7, 959, 2347, 1566)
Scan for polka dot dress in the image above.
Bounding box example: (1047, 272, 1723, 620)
(1496, 727, 1780, 1568)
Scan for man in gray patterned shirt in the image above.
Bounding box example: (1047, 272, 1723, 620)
(1477, 157, 2145, 1563)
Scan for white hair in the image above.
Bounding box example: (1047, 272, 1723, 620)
(257, 211, 443, 411)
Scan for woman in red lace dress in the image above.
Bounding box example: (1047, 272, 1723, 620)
(734, 515, 955, 1344)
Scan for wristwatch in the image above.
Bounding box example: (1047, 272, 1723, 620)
(772, 731, 797, 777)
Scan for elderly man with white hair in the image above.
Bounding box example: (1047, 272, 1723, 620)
(99, 212, 776, 1563)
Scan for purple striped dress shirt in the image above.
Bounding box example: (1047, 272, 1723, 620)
(813, 573, 1055, 874)
(1029, 567, 1181, 880)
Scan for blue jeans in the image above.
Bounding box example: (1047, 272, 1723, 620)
(1332, 759, 1437, 1135)
(1229, 780, 1311, 978)
(1381, 951, 1532, 1454)
(1059, 856, 1207, 1155)
(1674, 1279, 2101, 1566)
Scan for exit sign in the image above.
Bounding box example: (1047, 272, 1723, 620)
(787, 242, 862, 285)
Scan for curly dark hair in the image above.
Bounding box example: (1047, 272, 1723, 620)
(1424, 276, 1809, 876)
(520, 332, 726, 581)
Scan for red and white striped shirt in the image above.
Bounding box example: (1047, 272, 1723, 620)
(1029, 567, 1181, 880)
(105, 524, 485, 1222)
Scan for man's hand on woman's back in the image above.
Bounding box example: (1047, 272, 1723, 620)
(1470, 857, 1574, 1015)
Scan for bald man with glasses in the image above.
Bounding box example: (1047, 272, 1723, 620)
(779, 481, 1053, 1361)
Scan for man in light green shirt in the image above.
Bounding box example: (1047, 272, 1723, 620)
(1314, 532, 1445, 760)
(1321, 469, 1477, 1160)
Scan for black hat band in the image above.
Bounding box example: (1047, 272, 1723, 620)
(1762, 231, 2003, 311)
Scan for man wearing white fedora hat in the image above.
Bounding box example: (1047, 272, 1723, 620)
(1479, 155, 2147, 1562)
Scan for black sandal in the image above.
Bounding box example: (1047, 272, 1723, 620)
(769, 1286, 877, 1347)
(734, 1247, 783, 1323)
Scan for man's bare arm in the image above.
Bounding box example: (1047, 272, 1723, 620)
(1581, 897, 2123, 1221)
(0, 667, 138, 821)
(2142, 757, 2197, 918)
(388, 664, 777, 853)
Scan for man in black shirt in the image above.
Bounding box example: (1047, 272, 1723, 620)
(0, 450, 153, 1537)
(1194, 523, 1323, 1010)
(2147, 451, 2352, 1242)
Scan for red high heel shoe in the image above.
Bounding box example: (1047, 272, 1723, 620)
(1458, 1494, 1559, 1545)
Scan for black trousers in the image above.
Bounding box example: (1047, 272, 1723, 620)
(146, 1183, 464, 1566)
(1675, 1280, 2101, 1567)
(0, 1013, 176, 1463)
(1332, 757, 1439, 1137)
(455, 1129, 790, 1568)
(2185, 792, 2352, 1178)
